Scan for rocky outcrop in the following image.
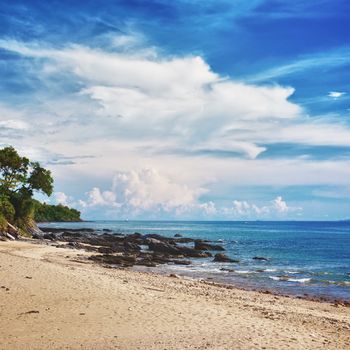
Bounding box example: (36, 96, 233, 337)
(35, 227, 237, 269)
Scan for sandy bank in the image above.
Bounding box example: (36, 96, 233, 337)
(0, 240, 349, 350)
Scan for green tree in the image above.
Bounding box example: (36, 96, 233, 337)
(0, 147, 53, 197)
(0, 146, 54, 231)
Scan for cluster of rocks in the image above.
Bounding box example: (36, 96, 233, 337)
(36, 227, 239, 268)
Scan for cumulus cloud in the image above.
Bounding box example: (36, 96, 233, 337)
(77, 168, 211, 217)
(73, 169, 301, 219)
(226, 196, 301, 218)
(81, 187, 117, 207)
(53, 192, 70, 206)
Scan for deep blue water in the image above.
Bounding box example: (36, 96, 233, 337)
(40, 221, 350, 301)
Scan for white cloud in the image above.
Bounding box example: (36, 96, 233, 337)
(198, 201, 217, 215)
(0, 35, 349, 219)
(2, 37, 350, 161)
(53, 192, 69, 206)
(77, 168, 209, 217)
(0, 119, 29, 130)
(227, 196, 301, 218)
(272, 196, 288, 213)
(0, 37, 304, 161)
(82, 187, 117, 207)
(328, 91, 346, 99)
(248, 47, 350, 82)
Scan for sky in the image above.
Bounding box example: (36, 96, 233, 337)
(0, 0, 350, 220)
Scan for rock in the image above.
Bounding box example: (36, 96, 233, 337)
(146, 238, 180, 255)
(136, 259, 157, 267)
(172, 259, 191, 265)
(89, 254, 137, 266)
(123, 241, 141, 252)
(97, 246, 118, 254)
(194, 241, 225, 251)
(253, 256, 269, 261)
(174, 233, 182, 237)
(67, 241, 79, 248)
(124, 233, 144, 244)
(181, 249, 212, 258)
(31, 232, 43, 239)
(174, 237, 195, 243)
(43, 233, 57, 241)
(213, 253, 240, 263)
(169, 274, 180, 278)
(62, 231, 83, 238)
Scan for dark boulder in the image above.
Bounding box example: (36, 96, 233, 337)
(125, 233, 144, 244)
(144, 234, 175, 243)
(253, 256, 269, 261)
(213, 253, 240, 263)
(97, 245, 123, 254)
(181, 248, 212, 258)
(194, 241, 225, 251)
(146, 238, 180, 255)
(174, 233, 182, 237)
(174, 237, 195, 243)
(172, 259, 191, 265)
(123, 241, 141, 252)
(43, 233, 57, 241)
(62, 231, 83, 238)
(89, 254, 137, 266)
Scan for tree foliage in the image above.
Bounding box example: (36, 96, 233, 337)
(0, 146, 54, 230)
(33, 200, 81, 222)
(0, 147, 53, 197)
(0, 146, 81, 232)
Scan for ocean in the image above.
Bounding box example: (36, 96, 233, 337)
(39, 220, 350, 301)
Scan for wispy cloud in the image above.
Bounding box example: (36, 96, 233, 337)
(247, 47, 350, 82)
(328, 91, 346, 99)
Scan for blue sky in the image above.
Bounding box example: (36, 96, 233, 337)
(0, 0, 350, 220)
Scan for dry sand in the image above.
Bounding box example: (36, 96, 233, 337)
(0, 240, 349, 350)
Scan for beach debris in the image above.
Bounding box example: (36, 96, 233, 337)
(18, 310, 40, 316)
(144, 287, 165, 292)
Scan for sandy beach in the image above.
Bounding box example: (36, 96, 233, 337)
(0, 240, 349, 350)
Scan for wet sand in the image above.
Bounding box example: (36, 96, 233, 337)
(0, 240, 349, 350)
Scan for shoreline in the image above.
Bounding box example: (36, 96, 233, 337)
(133, 265, 350, 306)
(1, 239, 350, 349)
(36, 225, 350, 304)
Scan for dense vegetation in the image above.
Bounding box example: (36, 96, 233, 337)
(33, 200, 81, 222)
(0, 146, 80, 236)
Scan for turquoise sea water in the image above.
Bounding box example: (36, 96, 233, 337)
(40, 221, 350, 301)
